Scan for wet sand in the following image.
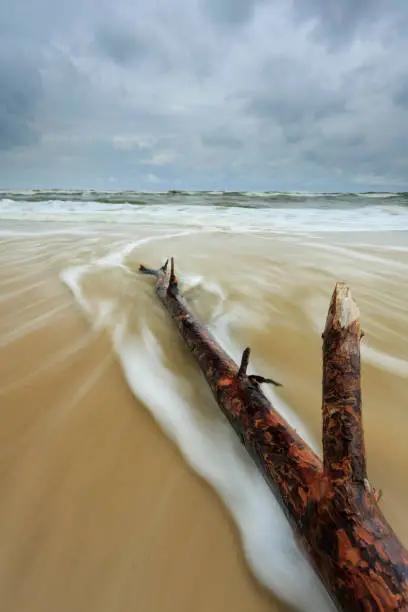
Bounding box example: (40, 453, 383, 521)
(0, 222, 407, 612)
(0, 228, 284, 612)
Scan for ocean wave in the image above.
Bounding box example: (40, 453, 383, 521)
(1, 189, 407, 209)
(2, 200, 408, 232)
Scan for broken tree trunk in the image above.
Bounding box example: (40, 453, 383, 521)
(139, 258, 408, 611)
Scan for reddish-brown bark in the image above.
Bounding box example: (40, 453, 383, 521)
(140, 258, 408, 611)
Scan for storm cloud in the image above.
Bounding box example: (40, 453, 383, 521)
(1, 0, 408, 190)
(0, 52, 42, 149)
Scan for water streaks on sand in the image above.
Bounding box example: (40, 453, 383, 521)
(0, 210, 407, 612)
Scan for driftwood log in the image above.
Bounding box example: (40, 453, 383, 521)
(139, 258, 408, 611)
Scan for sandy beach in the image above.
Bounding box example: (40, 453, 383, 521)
(3, 0, 408, 605)
(0, 219, 407, 612)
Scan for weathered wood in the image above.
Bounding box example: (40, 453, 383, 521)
(322, 282, 366, 485)
(140, 258, 408, 611)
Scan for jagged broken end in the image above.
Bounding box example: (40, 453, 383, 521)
(324, 282, 361, 337)
(322, 282, 365, 484)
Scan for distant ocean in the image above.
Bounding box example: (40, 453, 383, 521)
(1, 189, 408, 232)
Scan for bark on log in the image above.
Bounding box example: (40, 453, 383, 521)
(139, 258, 408, 611)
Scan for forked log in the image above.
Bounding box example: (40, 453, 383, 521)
(139, 258, 408, 611)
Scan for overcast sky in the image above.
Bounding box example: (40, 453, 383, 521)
(1, 0, 408, 191)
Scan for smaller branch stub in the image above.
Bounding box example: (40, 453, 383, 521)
(238, 347, 251, 378)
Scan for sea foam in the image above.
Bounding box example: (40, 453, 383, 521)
(61, 234, 335, 612)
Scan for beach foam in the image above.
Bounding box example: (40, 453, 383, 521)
(61, 236, 335, 612)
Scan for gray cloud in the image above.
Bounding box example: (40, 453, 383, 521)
(293, 0, 377, 34)
(94, 22, 150, 66)
(242, 65, 346, 124)
(201, 129, 243, 149)
(200, 0, 263, 26)
(291, 0, 404, 46)
(0, 49, 42, 150)
(394, 82, 408, 108)
(0, 0, 408, 190)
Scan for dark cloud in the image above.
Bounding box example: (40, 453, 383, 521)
(200, 0, 262, 26)
(0, 50, 42, 149)
(244, 92, 345, 124)
(241, 57, 346, 125)
(201, 130, 243, 149)
(94, 23, 150, 66)
(394, 83, 408, 108)
(0, 0, 408, 190)
(291, 0, 393, 45)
